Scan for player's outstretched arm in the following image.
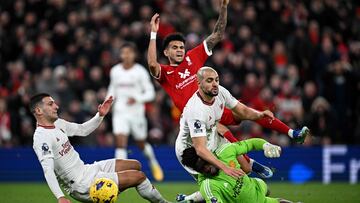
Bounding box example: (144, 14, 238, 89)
(205, 0, 229, 51)
(232, 101, 274, 121)
(147, 13, 161, 78)
(235, 138, 281, 158)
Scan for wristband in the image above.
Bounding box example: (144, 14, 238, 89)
(150, 32, 157, 40)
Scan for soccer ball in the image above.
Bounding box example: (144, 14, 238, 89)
(89, 178, 119, 203)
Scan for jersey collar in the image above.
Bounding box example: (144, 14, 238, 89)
(37, 123, 55, 129)
(196, 92, 215, 106)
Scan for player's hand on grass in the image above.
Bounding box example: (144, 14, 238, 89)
(98, 96, 113, 117)
(263, 143, 281, 158)
(222, 166, 245, 178)
(150, 13, 160, 32)
(58, 196, 71, 203)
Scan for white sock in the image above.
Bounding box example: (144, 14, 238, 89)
(288, 129, 294, 138)
(136, 178, 167, 203)
(143, 143, 159, 166)
(249, 159, 254, 167)
(115, 148, 127, 159)
(185, 191, 205, 202)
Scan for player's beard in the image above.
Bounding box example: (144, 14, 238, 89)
(204, 87, 218, 97)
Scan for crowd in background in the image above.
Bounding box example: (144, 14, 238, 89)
(0, 0, 359, 148)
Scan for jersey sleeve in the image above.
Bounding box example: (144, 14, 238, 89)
(185, 105, 207, 138)
(187, 41, 212, 72)
(234, 138, 267, 156)
(54, 113, 103, 137)
(156, 64, 168, 82)
(219, 86, 238, 109)
(33, 132, 55, 161)
(133, 65, 156, 103)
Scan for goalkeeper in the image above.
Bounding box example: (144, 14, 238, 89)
(181, 138, 294, 203)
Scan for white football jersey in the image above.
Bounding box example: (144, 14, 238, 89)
(33, 115, 102, 193)
(107, 63, 155, 115)
(175, 85, 238, 159)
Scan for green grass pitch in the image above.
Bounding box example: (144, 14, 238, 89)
(1, 182, 359, 202)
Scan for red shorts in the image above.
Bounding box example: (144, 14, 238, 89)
(220, 107, 239, 126)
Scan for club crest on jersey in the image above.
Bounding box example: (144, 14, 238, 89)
(194, 120, 203, 133)
(185, 56, 192, 65)
(178, 69, 190, 79)
(41, 143, 51, 155)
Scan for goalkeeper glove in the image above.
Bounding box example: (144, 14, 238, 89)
(263, 142, 281, 158)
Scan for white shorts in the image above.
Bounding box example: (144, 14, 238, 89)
(112, 114, 147, 140)
(69, 159, 118, 202)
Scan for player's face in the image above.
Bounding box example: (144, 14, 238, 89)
(120, 47, 136, 65)
(200, 70, 219, 97)
(164, 41, 185, 65)
(196, 158, 219, 176)
(39, 96, 59, 122)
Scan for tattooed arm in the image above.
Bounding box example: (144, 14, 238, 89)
(205, 0, 229, 51)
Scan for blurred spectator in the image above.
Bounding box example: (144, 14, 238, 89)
(304, 97, 336, 145)
(0, 98, 12, 147)
(0, 0, 358, 147)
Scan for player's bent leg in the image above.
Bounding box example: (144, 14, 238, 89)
(118, 170, 169, 202)
(115, 159, 142, 172)
(115, 133, 129, 159)
(117, 170, 145, 191)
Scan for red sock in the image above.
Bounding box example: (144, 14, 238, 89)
(223, 131, 238, 143)
(243, 154, 250, 163)
(255, 117, 290, 135)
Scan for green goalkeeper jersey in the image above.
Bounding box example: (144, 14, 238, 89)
(197, 138, 279, 203)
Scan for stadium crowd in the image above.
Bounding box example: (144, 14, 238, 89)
(0, 0, 359, 148)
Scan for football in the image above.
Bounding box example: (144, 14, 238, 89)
(89, 178, 119, 203)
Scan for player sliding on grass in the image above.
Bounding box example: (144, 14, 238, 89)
(30, 93, 169, 203)
(181, 138, 295, 203)
(148, 0, 309, 181)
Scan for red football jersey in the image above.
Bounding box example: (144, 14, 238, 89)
(156, 42, 211, 112)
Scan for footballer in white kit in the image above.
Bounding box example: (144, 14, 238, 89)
(175, 85, 238, 175)
(31, 93, 170, 203)
(33, 114, 118, 202)
(107, 62, 155, 140)
(107, 42, 163, 182)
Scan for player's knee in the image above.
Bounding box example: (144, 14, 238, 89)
(130, 159, 142, 171)
(134, 171, 146, 184)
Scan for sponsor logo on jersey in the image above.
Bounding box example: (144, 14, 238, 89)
(42, 143, 51, 155)
(175, 74, 196, 89)
(178, 69, 190, 79)
(59, 140, 73, 156)
(166, 71, 174, 74)
(194, 120, 203, 133)
(232, 176, 244, 198)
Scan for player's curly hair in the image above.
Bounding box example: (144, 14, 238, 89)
(181, 147, 200, 172)
(163, 32, 186, 49)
